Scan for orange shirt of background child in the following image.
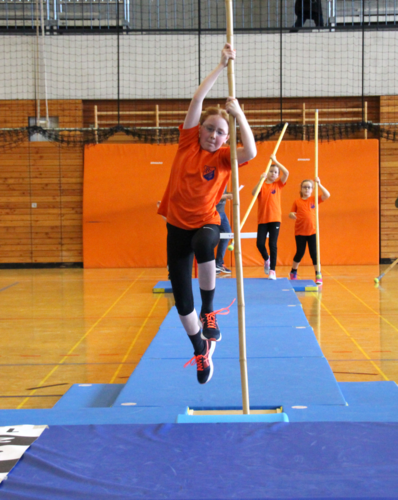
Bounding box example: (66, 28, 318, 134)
(291, 195, 324, 236)
(257, 179, 285, 224)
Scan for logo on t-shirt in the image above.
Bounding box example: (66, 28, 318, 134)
(271, 189, 276, 194)
(311, 203, 315, 209)
(203, 165, 216, 181)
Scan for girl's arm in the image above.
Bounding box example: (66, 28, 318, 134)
(289, 212, 297, 220)
(183, 44, 235, 130)
(252, 173, 266, 196)
(226, 97, 257, 163)
(315, 177, 331, 201)
(270, 154, 289, 183)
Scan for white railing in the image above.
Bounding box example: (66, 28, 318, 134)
(0, 0, 396, 30)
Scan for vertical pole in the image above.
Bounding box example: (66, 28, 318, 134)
(302, 102, 306, 141)
(225, 0, 250, 415)
(117, 0, 121, 125)
(155, 104, 160, 143)
(35, 0, 41, 125)
(94, 105, 99, 144)
(315, 110, 321, 274)
(364, 101, 368, 140)
(39, 0, 49, 126)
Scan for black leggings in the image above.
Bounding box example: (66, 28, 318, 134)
(294, 234, 317, 265)
(167, 222, 220, 316)
(256, 222, 281, 271)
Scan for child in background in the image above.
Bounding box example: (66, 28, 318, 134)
(252, 154, 289, 280)
(289, 177, 330, 285)
(158, 44, 256, 385)
(215, 187, 233, 275)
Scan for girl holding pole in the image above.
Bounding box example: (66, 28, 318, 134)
(252, 154, 289, 280)
(158, 44, 256, 385)
(289, 177, 330, 284)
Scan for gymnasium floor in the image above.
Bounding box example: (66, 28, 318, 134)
(1, 264, 397, 411)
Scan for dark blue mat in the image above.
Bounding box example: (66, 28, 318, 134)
(146, 325, 323, 359)
(3, 423, 398, 499)
(113, 357, 346, 408)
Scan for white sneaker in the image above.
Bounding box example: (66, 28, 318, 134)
(268, 270, 276, 280)
(264, 257, 270, 274)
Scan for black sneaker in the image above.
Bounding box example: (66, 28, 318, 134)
(216, 265, 222, 275)
(199, 299, 235, 342)
(219, 265, 232, 274)
(184, 340, 216, 384)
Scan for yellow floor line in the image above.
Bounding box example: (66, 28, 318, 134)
(324, 269, 398, 334)
(311, 292, 389, 381)
(109, 292, 164, 384)
(17, 272, 145, 409)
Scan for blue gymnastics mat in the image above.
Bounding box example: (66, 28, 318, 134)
(291, 279, 319, 292)
(153, 280, 173, 293)
(3, 422, 398, 499)
(113, 357, 346, 408)
(153, 278, 320, 296)
(53, 384, 124, 410)
(146, 325, 323, 359)
(160, 302, 309, 328)
(154, 277, 303, 302)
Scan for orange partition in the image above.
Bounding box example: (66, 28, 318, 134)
(83, 139, 379, 268)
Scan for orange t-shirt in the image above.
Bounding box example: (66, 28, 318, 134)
(257, 179, 285, 224)
(158, 125, 232, 230)
(291, 195, 324, 236)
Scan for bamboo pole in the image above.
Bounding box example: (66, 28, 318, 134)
(374, 257, 398, 283)
(225, 0, 250, 415)
(228, 123, 288, 251)
(315, 110, 321, 275)
(94, 105, 99, 144)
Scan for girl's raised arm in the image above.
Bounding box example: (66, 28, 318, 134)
(183, 44, 235, 130)
(271, 154, 289, 184)
(315, 177, 331, 201)
(226, 97, 257, 163)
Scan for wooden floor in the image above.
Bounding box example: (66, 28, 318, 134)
(1, 264, 398, 410)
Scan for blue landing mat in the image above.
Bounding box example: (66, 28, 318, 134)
(146, 325, 323, 359)
(113, 357, 346, 408)
(3, 423, 398, 500)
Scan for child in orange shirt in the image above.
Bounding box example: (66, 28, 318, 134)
(289, 177, 330, 285)
(158, 44, 256, 385)
(252, 154, 289, 280)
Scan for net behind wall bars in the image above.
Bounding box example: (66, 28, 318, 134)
(0, 1, 398, 147)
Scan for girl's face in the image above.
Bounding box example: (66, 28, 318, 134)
(267, 165, 279, 183)
(199, 115, 229, 152)
(301, 182, 313, 198)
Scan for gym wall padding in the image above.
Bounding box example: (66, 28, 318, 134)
(83, 139, 379, 268)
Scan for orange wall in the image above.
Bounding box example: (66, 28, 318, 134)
(83, 139, 379, 268)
